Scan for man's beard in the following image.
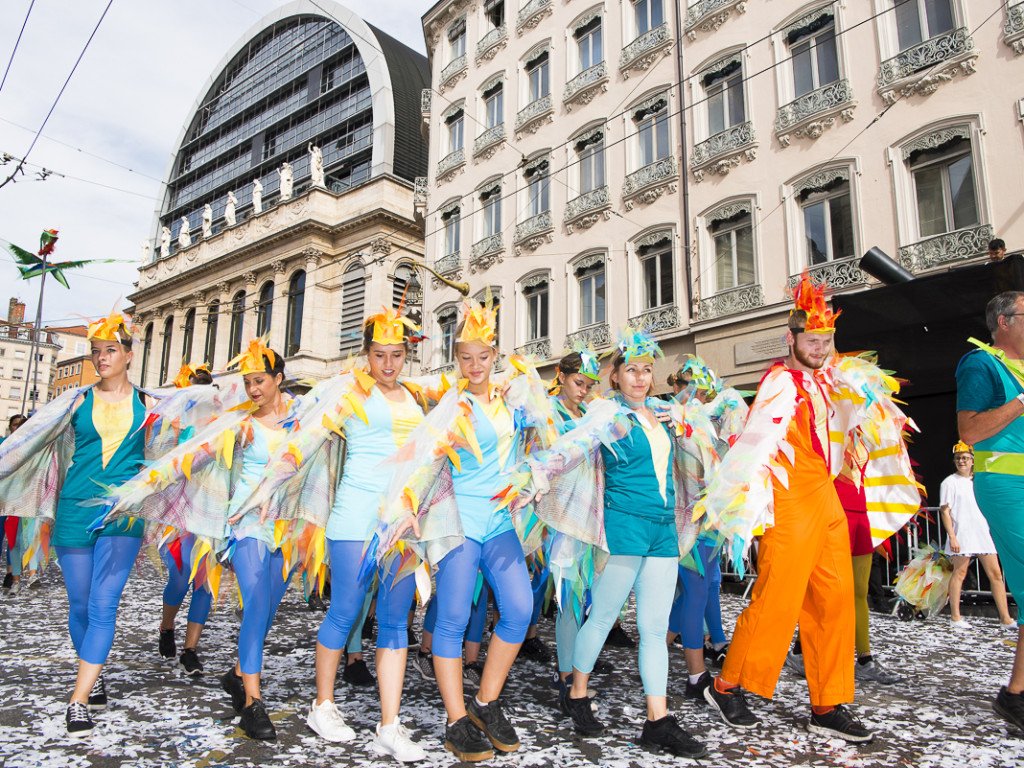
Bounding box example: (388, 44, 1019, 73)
(792, 344, 827, 370)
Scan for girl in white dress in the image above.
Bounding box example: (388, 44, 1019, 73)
(940, 442, 1015, 628)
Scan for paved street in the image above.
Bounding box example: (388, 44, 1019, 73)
(0, 559, 1021, 768)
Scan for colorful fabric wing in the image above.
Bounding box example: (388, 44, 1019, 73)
(894, 544, 953, 617)
(141, 375, 248, 458)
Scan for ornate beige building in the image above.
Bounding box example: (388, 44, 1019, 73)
(128, 1, 430, 388)
(417, 0, 1024, 389)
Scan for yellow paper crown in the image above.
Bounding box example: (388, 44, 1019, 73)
(952, 440, 973, 455)
(173, 362, 211, 389)
(791, 273, 839, 334)
(458, 297, 497, 347)
(365, 306, 419, 346)
(86, 312, 133, 343)
(227, 338, 275, 375)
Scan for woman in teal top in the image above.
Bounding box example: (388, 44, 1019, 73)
(51, 317, 151, 738)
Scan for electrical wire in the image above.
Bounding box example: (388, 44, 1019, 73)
(0, 0, 35, 96)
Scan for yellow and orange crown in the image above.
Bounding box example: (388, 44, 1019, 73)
(791, 273, 839, 334)
(86, 312, 134, 343)
(952, 440, 973, 455)
(459, 297, 498, 347)
(227, 338, 275, 375)
(173, 362, 211, 389)
(364, 306, 420, 346)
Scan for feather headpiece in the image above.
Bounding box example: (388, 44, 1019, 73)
(615, 325, 662, 363)
(680, 355, 720, 392)
(791, 273, 838, 333)
(227, 338, 275, 375)
(365, 306, 420, 346)
(86, 312, 133, 343)
(458, 297, 497, 347)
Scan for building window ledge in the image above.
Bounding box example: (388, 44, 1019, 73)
(785, 257, 869, 293)
(563, 62, 609, 111)
(515, 338, 552, 360)
(436, 149, 466, 186)
(473, 123, 506, 160)
(514, 211, 554, 254)
(565, 322, 611, 350)
(628, 305, 684, 334)
(775, 79, 856, 147)
(470, 234, 505, 273)
(619, 23, 673, 78)
(897, 224, 993, 273)
(514, 95, 554, 138)
(622, 156, 678, 211)
(517, 0, 553, 35)
(684, 0, 747, 40)
(876, 27, 977, 104)
(476, 24, 509, 63)
(695, 284, 765, 322)
(564, 186, 612, 233)
(690, 122, 756, 182)
(439, 54, 468, 93)
(1005, 4, 1024, 54)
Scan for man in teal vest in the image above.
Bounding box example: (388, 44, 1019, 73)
(956, 290, 1024, 733)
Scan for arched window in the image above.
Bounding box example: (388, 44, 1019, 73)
(284, 271, 305, 357)
(205, 300, 220, 365)
(140, 323, 153, 386)
(229, 290, 245, 358)
(182, 308, 196, 364)
(159, 317, 173, 385)
(393, 264, 414, 308)
(339, 261, 366, 356)
(256, 282, 274, 338)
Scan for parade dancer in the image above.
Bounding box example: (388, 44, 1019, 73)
(955, 291, 1024, 732)
(699, 277, 920, 742)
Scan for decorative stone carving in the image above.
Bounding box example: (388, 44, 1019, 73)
(786, 257, 868, 292)
(309, 143, 325, 187)
(470, 234, 505, 272)
(160, 227, 171, 259)
(514, 95, 554, 138)
(515, 338, 551, 360)
(695, 284, 765, 321)
(436, 148, 466, 186)
(573, 253, 605, 272)
(563, 62, 609, 110)
(225, 191, 237, 226)
(202, 205, 213, 238)
(178, 217, 192, 249)
(516, 0, 553, 34)
(685, 0, 746, 39)
(171, 299, 185, 312)
(252, 178, 263, 214)
(782, 6, 833, 39)
(690, 122, 756, 181)
(620, 23, 673, 77)
(622, 156, 678, 210)
(877, 28, 977, 103)
(433, 252, 463, 287)
(775, 79, 855, 145)
(628, 305, 684, 333)
(514, 211, 554, 253)
(473, 123, 506, 158)
(707, 200, 751, 223)
(216, 281, 231, 295)
(901, 125, 971, 160)
(635, 229, 673, 252)
(192, 291, 207, 306)
(1004, 3, 1024, 54)
(794, 167, 850, 196)
(897, 224, 993, 272)
(271, 259, 286, 275)
(564, 186, 612, 233)
(521, 272, 549, 290)
(440, 54, 468, 93)
(421, 89, 432, 118)
(414, 177, 429, 218)
(565, 322, 611, 350)
(371, 237, 392, 256)
(476, 24, 508, 63)
(242, 271, 257, 285)
(302, 246, 323, 266)
(278, 162, 294, 201)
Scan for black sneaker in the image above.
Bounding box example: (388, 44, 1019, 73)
(704, 680, 759, 729)
(179, 648, 204, 676)
(159, 628, 176, 658)
(467, 697, 520, 752)
(2, 572, 13, 589)
(463, 660, 484, 687)
(593, 658, 614, 675)
(414, 650, 435, 681)
(66, 701, 94, 737)
(308, 592, 325, 612)
(994, 687, 1024, 733)
(444, 715, 493, 762)
(407, 627, 419, 650)
(685, 671, 712, 700)
(564, 692, 604, 736)
(604, 624, 635, 648)
(518, 636, 552, 663)
(87, 675, 107, 712)
(807, 705, 873, 743)
(640, 715, 707, 758)
(704, 643, 728, 668)
(342, 656, 375, 686)
(240, 698, 276, 740)
(220, 668, 246, 713)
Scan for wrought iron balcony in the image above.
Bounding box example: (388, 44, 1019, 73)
(691, 122, 755, 167)
(515, 338, 551, 360)
(439, 53, 468, 90)
(775, 79, 854, 135)
(877, 27, 974, 87)
(514, 211, 553, 245)
(628, 305, 683, 333)
(563, 62, 608, 109)
(619, 23, 672, 76)
(517, 0, 553, 33)
(473, 123, 506, 157)
(421, 89, 431, 115)
(431, 361, 456, 375)
(565, 323, 611, 350)
(695, 284, 766, 322)
(434, 252, 461, 275)
(470, 234, 505, 272)
(564, 186, 610, 226)
(414, 176, 428, 216)
(1005, 4, 1024, 54)
(786, 257, 868, 292)
(436, 148, 465, 182)
(685, 0, 744, 34)
(622, 156, 677, 208)
(476, 24, 508, 62)
(514, 94, 553, 134)
(897, 224, 993, 272)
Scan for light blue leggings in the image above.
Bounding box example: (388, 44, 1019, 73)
(318, 539, 415, 651)
(669, 540, 727, 650)
(161, 535, 212, 626)
(233, 539, 293, 675)
(571, 555, 676, 696)
(56, 535, 142, 665)
(556, 608, 580, 674)
(432, 531, 533, 659)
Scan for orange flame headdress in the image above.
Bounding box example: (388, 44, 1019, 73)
(86, 312, 134, 343)
(791, 273, 838, 334)
(458, 297, 497, 347)
(227, 338, 275, 375)
(364, 307, 420, 346)
(173, 362, 211, 389)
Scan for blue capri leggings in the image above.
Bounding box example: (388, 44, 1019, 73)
(318, 539, 415, 651)
(161, 535, 212, 626)
(432, 530, 532, 659)
(669, 539, 727, 649)
(572, 555, 676, 696)
(56, 535, 143, 665)
(233, 539, 293, 675)
(424, 577, 491, 644)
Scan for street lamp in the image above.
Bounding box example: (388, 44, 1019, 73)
(404, 258, 470, 296)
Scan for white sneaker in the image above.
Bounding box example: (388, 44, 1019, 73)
(951, 618, 972, 629)
(371, 718, 427, 763)
(8, 581, 20, 596)
(306, 698, 356, 742)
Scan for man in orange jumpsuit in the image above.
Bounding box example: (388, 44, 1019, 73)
(702, 282, 872, 742)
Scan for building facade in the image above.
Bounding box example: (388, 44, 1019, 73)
(52, 356, 100, 399)
(417, 0, 1024, 390)
(0, 300, 61, 419)
(129, 1, 430, 388)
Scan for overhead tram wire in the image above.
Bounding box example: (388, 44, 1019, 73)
(0, 151, 157, 199)
(0, 0, 35, 96)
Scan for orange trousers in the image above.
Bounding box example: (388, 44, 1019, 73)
(721, 406, 855, 706)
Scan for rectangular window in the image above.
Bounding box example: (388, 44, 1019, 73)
(712, 213, 756, 290)
(10, 387, 20, 400)
(577, 135, 605, 193)
(12, 368, 23, 380)
(449, 20, 467, 59)
(801, 184, 855, 264)
(484, 83, 503, 128)
(637, 110, 670, 167)
(524, 283, 549, 341)
(526, 51, 550, 102)
(485, 0, 504, 28)
(634, 0, 664, 35)
(791, 21, 839, 97)
(578, 264, 606, 326)
(447, 112, 464, 153)
(481, 188, 502, 237)
(640, 244, 673, 309)
(576, 18, 602, 72)
(528, 173, 550, 217)
(912, 145, 978, 238)
(705, 66, 744, 136)
(895, 0, 954, 51)
(439, 312, 457, 364)
(442, 208, 461, 255)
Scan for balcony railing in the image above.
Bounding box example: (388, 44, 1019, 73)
(619, 23, 672, 75)
(691, 122, 755, 167)
(786, 256, 869, 292)
(514, 94, 553, 134)
(517, 0, 553, 33)
(685, 0, 743, 34)
(695, 284, 766, 322)
(421, 89, 431, 115)
(439, 53, 468, 90)
(564, 186, 610, 231)
(628, 305, 683, 334)
(1005, 4, 1024, 54)
(470, 233, 505, 272)
(897, 224, 993, 272)
(877, 27, 974, 87)
(476, 24, 508, 62)
(565, 322, 611, 350)
(563, 62, 608, 108)
(775, 79, 854, 134)
(514, 211, 553, 244)
(473, 123, 506, 157)
(515, 338, 551, 360)
(414, 176, 428, 216)
(436, 148, 465, 182)
(622, 156, 677, 208)
(434, 252, 461, 275)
